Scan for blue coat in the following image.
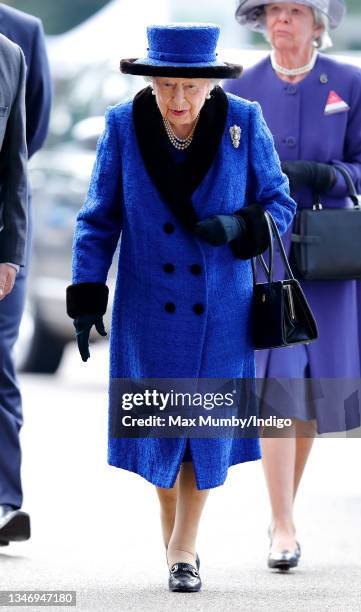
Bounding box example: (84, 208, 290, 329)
(0, 4, 52, 158)
(71, 86, 296, 489)
(225, 54, 361, 432)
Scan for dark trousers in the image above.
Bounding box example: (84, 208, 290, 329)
(0, 199, 32, 509)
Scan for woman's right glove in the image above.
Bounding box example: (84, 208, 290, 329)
(194, 214, 246, 246)
(66, 282, 109, 362)
(196, 204, 270, 260)
(73, 314, 107, 362)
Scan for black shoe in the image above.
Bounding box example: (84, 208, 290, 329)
(0, 505, 31, 545)
(168, 562, 201, 592)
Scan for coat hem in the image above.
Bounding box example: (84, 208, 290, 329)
(107, 447, 261, 490)
(272, 412, 361, 435)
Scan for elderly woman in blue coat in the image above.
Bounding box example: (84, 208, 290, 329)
(226, 0, 361, 571)
(66, 23, 296, 591)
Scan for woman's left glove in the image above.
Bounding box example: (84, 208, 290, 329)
(281, 161, 337, 193)
(194, 214, 246, 246)
(66, 282, 109, 362)
(73, 314, 107, 362)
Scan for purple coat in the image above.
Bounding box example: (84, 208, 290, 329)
(225, 54, 361, 432)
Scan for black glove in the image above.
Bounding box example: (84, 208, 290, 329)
(194, 214, 246, 246)
(73, 314, 107, 362)
(281, 161, 337, 194)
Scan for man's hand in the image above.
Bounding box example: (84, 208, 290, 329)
(0, 264, 17, 300)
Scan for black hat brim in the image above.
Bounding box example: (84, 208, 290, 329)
(120, 58, 243, 79)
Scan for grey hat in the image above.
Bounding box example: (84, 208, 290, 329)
(235, 0, 346, 31)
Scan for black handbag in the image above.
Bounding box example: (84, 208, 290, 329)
(290, 164, 361, 280)
(252, 211, 318, 350)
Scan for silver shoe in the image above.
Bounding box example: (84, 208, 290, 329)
(267, 523, 301, 570)
(268, 548, 300, 570)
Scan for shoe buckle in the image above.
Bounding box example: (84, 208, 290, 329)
(170, 563, 198, 577)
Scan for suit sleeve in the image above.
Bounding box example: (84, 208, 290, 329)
(0, 46, 28, 266)
(71, 107, 123, 285)
(230, 101, 297, 260)
(26, 19, 52, 158)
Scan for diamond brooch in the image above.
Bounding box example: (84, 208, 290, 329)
(230, 125, 241, 148)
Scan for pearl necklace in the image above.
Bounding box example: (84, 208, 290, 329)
(163, 113, 200, 150)
(270, 49, 318, 77)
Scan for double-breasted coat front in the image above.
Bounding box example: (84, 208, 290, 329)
(226, 55, 361, 433)
(70, 86, 296, 489)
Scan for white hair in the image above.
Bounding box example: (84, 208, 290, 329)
(258, 5, 333, 51)
(312, 8, 333, 50)
(144, 76, 221, 89)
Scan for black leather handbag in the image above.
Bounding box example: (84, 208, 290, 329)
(252, 211, 318, 350)
(290, 164, 361, 280)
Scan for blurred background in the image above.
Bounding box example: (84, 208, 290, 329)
(7, 0, 361, 375)
(6, 0, 361, 47)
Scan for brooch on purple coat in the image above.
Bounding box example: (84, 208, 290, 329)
(229, 125, 241, 148)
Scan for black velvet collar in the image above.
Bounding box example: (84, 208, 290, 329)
(132, 85, 228, 230)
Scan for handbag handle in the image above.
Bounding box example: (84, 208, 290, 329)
(255, 212, 274, 282)
(332, 164, 361, 209)
(252, 211, 295, 284)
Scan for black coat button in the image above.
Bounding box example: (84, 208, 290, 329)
(165, 302, 176, 313)
(163, 222, 175, 234)
(163, 263, 175, 273)
(193, 303, 204, 315)
(189, 264, 202, 275)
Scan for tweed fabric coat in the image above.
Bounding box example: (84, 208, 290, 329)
(226, 54, 361, 432)
(71, 86, 296, 489)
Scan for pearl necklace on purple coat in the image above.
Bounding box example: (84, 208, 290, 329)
(270, 49, 318, 77)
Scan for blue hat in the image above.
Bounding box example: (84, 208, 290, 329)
(120, 23, 242, 79)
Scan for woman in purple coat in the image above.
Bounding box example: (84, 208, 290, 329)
(226, 0, 361, 570)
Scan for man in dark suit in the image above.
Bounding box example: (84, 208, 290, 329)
(0, 29, 28, 545)
(0, 3, 52, 546)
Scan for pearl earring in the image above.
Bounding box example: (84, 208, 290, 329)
(206, 92, 211, 100)
(151, 88, 155, 95)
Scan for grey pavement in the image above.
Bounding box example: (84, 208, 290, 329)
(1, 342, 360, 612)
